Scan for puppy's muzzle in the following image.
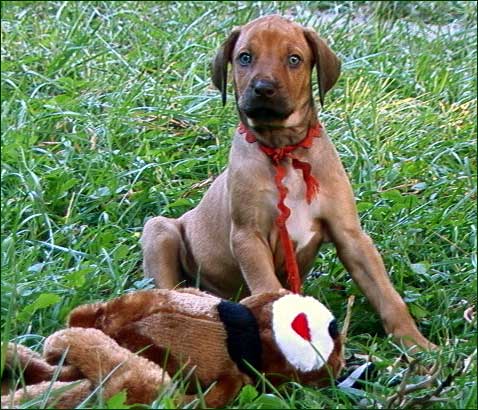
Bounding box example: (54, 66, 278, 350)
(241, 79, 293, 121)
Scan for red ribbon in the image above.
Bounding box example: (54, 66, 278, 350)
(238, 122, 321, 293)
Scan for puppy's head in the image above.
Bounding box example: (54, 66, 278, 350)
(212, 15, 341, 128)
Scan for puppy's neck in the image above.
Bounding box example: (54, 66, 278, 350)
(241, 106, 319, 148)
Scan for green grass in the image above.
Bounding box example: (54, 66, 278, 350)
(1, 1, 476, 408)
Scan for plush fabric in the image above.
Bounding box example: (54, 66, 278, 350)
(271, 293, 335, 372)
(217, 299, 262, 377)
(1, 380, 92, 409)
(241, 291, 344, 386)
(2, 328, 166, 409)
(2, 288, 343, 408)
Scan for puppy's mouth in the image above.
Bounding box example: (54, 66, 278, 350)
(243, 105, 292, 122)
(238, 84, 295, 125)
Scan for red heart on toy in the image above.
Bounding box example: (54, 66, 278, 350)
(291, 312, 311, 341)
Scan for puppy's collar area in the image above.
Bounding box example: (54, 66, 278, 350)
(238, 123, 322, 294)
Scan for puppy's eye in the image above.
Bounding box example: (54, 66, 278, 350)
(238, 52, 252, 66)
(288, 54, 302, 67)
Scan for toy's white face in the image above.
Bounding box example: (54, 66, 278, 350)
(271, 294, 338, 372)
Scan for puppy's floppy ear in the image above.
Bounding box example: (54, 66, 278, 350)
(303, 28, 341, 107)
(211, 27, 241, 106)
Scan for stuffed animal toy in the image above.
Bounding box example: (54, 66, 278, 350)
(2, 288, 343, 408)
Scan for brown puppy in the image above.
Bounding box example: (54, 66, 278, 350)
(142, 15, 433, 349)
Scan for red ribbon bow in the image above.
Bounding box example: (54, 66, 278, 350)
(238, 122, 322, 293)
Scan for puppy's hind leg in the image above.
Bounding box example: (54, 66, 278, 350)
(141, 216, 184, 289)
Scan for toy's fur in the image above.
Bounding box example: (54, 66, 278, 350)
(2, 288, 342, 408)
(2, 328, 167, 408)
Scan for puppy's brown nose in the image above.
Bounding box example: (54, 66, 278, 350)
(253, 80, 276, 98)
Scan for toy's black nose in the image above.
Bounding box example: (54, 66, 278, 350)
(328, 319, 339, 339)
(253, 79, 276, 98)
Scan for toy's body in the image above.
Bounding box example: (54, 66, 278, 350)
(2, 289, 343, 408)
(71, 288, 245, 391)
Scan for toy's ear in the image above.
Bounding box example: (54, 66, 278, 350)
(68, 303, 105, 328)
(211, 27, 241, 106)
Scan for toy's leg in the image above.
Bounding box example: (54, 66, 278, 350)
(1, 380, 91, 409)
(4, 343, 81, 385)
(142, 216, 185, 289)
(44, 328, 171, 405)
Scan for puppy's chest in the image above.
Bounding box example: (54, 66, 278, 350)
(278, 163, 321, 251)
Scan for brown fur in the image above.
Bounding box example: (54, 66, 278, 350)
(70, 288, 343, 404)
(142, 14, 434, 350)
(44, 328, 168, 403)
(1, 329, 167, 409)
(68, 289, 248, 390)
(2, 288, 343, 408)
(1, 380, 92, 410)
(4, 343, 82, 385)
